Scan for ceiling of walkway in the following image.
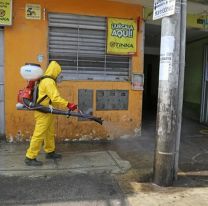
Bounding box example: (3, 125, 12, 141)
(145, 24, 208, 50)
(110, 0, 208, 6)
(190, 0, 208, 4)
(110, 0, 208, 13)
(110, 0, 208, 48)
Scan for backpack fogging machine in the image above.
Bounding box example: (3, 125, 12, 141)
(16, 63, 103, 125)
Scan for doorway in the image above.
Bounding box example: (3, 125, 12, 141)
(143, 54, 160, 117)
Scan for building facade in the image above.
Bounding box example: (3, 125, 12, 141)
(2, 0, 208, 142)
(2, 0, 144, 141)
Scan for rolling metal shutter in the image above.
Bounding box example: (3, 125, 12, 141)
(48, 13, 131, 81)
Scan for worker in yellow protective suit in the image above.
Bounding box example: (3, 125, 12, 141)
(25, 61, 77, 166)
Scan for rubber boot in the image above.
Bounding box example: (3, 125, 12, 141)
(46, 151, 62, 159)
(24, 157, 43, 166)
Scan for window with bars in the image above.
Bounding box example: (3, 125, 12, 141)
(48, 13, 131, 81)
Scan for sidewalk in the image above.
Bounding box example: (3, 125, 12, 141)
(0, 117, 208, 205)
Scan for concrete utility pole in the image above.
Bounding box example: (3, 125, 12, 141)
(153, 0, 187, 186)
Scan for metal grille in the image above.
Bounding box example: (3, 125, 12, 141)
(96, 90, 129, 110)
(48, 13, 131, 81)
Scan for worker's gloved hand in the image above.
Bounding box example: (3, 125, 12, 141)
(67, 103, 77, 111)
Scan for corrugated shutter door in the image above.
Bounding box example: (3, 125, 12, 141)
(48, 13, 130, 81)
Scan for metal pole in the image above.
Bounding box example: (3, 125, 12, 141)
(153, 0, 182, 186)
(174, 0, 187, 180)
(0, 27, 5, 142)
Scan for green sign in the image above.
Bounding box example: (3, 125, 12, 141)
(0, 0, 12, 26)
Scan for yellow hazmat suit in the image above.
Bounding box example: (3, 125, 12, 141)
(26, 61, 68, 159)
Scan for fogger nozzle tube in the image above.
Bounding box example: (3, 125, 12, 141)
(17, 98, 103, 125)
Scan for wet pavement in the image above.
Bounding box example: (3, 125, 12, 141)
(0, 116, 208, 205)
(0, 150, 131, 176)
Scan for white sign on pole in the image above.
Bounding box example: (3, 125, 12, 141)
(153, 0, 176, 20)
(159, 36, 175, 81)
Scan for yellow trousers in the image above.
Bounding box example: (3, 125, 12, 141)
(26, 111, 55, 159)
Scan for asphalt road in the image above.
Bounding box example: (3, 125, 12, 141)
(0, 173, 129, 206)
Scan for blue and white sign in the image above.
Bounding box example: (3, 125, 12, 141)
(153, 0, 176, 20)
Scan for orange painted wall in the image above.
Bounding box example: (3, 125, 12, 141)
(5, 0, 144, 141)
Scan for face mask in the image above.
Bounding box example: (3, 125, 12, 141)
(56, 74, 63, 83)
